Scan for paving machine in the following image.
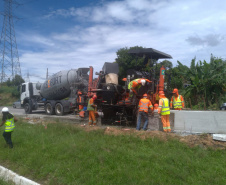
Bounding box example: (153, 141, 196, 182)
(88, 48, 172, 126)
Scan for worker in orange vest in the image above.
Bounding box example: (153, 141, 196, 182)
(158, 91, 171, 132)
(87, 94, 97, 126)
(136, 94, 153, 130)
(170, 88, 185, 110)
(77, 90, 84, 112)
(77, 90, 86, 118)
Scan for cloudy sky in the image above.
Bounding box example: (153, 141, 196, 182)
(0, 0, 225, 82)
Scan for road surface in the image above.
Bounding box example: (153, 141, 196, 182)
(0, 106, 86, 124)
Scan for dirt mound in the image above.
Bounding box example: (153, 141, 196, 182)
(82, 126, 226, 149)
(179, 134, 226, 149)
(104, 127, 180, 141)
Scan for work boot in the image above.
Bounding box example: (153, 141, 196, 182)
(7, 143, 13, 149)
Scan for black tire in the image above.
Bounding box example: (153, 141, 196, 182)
(24, 103, 32, 114)
(13, 104, 16, 108)
(45, 103, 55, 115)
(55, 103, 64, 116)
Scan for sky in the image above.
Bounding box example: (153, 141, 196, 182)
(0, 0, 226, 82)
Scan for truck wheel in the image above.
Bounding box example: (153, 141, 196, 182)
(55, 103, 64, 116)
(24, 103, 32, 114)
(45, 103, 55, 115)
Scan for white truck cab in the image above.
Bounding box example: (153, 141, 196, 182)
(20, 82, 40, 103)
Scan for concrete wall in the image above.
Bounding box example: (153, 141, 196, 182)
(172, 110, 226, 134)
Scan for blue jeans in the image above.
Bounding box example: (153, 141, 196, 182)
(136, 111, 148, 130)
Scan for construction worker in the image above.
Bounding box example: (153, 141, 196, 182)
(0, 107, 17, 148)
(77, 90, 86, 118)
(158, 91, 171, 132)
(87, 94, 97, 126)
(77, 90, 84, 112)
(136, 94, 153, 131)
(170, 88, 185, 110)
(128, 78, 151, 97)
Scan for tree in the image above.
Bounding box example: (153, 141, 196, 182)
(6, 78, 12, 87)
(150, 60, 174, 90)
(169, 65, 184, 90)
(177, 55, 226, 109)
(115, 46, 150, 82)
(11, 75, 25, 86)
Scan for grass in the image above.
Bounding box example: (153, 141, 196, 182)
(0, 85, 18, 106)
(0, 178, 13, 185)
(0, 120, 225, 185)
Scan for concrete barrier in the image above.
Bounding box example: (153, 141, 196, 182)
(0, 166, 40, 185)
(172, 110, 226, 134)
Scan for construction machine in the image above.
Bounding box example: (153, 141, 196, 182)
(87, 48, 172, 126)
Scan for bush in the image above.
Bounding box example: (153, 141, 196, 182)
(0, 85, 18, 105)
(0, 86, 15, 93)
(11, 87, 20, 98)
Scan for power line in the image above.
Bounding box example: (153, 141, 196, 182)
(0, 0, 21, 83)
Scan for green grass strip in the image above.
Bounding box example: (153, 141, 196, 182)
(0, 120, 225, 185)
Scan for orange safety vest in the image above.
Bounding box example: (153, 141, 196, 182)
(138, 98, 153, 113)
(79, 98, 83, 111)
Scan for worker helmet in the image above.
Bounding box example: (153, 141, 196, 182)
(143, 93, 148, 98)
(159, 91, 165, 95)
(172, 88, 178, 94)
(2, 107, 9, 113)
(141, 79, 146, 86)
(154, 104, 159, 109)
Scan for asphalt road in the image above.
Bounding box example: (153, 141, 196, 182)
(0, 106, 86, 124)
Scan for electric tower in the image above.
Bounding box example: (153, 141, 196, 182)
(0, 0, 21, 83)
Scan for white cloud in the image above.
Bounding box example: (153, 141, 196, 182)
(9, 0, 226, 82)
(126, 0, 153, 10)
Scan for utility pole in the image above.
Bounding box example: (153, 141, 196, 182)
(46, 68, 48, 79)
(0, 0, 21, 83)
(25, 70, 30, 82)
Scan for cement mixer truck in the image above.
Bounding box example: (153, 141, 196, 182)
(20, 68, 89, 115)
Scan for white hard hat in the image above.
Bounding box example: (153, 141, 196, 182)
(141, 79, 146, 86)
(2, 107, 9, 112)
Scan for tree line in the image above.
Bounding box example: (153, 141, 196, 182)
(115, 46, 226, 110)
(0, 46, 225, 110)
(0, 75, 25, 98)
(1, 74, 25, 87)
